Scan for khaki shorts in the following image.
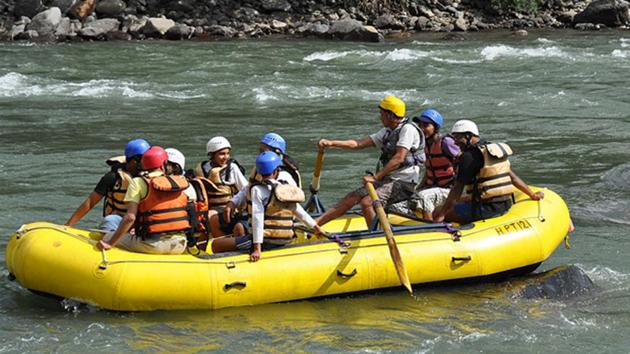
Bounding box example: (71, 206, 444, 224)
(353, 179, 416, 207)
(412, 187, 450, 214)
(104, 232, 187, 255)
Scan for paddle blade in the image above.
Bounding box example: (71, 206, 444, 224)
(385, 236, 413, 294)
(366, 182, 413, 294)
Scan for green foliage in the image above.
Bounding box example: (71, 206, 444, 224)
(491, 0, 541, 13)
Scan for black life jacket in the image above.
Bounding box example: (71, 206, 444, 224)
(378, 119, 426, 171)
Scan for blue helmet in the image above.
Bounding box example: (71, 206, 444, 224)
(124, 139, 151, 159)
(418, 109, 443, 129)
(260, 132, 286, 154)
(256, 151, 282, 176)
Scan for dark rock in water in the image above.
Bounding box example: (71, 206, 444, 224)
(574, 0, 630, 27)
(517, 265, 595, 300)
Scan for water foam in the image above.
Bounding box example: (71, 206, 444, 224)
(0, 72, 44, 97)
(0, 74, 160, 98)
(71, 80, 153, 98)
(303, 50, 350, 62)
(611, 49, 629, 58)
(432, 57, 483, 64)
(582, 265, 629, 286)
(480, 45, 570, 60)
(384, 48, 430, 61)
(411, 40, 441, 46)
(251, 87, 279, 103)
(304, 48, 430, 62)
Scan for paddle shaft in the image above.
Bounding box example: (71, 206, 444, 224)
(365, 182, 413, 294)
(309, 148, 325, 194)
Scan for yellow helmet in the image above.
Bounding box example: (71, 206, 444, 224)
(378, 95, 405, 118)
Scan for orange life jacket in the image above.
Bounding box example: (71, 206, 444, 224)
(136, 175, 192, 239)
(424, 135, 457, 187)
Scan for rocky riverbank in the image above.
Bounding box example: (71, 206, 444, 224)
(0, 0, 629, 42)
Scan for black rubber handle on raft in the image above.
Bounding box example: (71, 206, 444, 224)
(336, 269, 358, 278)
(451, 256, 472, 262)
(224, 281, 247, 290)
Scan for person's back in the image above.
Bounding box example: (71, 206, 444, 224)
(65, 138, 150, 231)
(135, 173, 192, 241)
(97, 146, 192, 255)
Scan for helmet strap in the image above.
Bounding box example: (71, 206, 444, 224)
(272, 148, 284, 157)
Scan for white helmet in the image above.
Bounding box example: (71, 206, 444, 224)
(165, 148, 186, 170)
(451, 119, 479, 136)
(206, 136, 231, 153)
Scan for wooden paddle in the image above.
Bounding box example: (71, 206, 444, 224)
(305, 148, 326, 214)
(365, 182, 413, 294)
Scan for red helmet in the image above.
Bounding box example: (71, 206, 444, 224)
(141, 146, 168, 170)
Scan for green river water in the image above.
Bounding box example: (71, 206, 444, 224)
(1, 30, 629, 352)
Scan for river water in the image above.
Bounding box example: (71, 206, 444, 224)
(1, 30, 629, 352)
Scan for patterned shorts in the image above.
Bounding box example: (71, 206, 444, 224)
(353, 179, 416, 207)
(411, 187, 450, 214)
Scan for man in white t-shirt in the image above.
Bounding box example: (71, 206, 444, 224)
(316, 95, 425, 229)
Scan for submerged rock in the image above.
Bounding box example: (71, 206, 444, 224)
(515, 265, 595, 300)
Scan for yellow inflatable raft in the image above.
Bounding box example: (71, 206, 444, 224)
(5, 187, 571, 311)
